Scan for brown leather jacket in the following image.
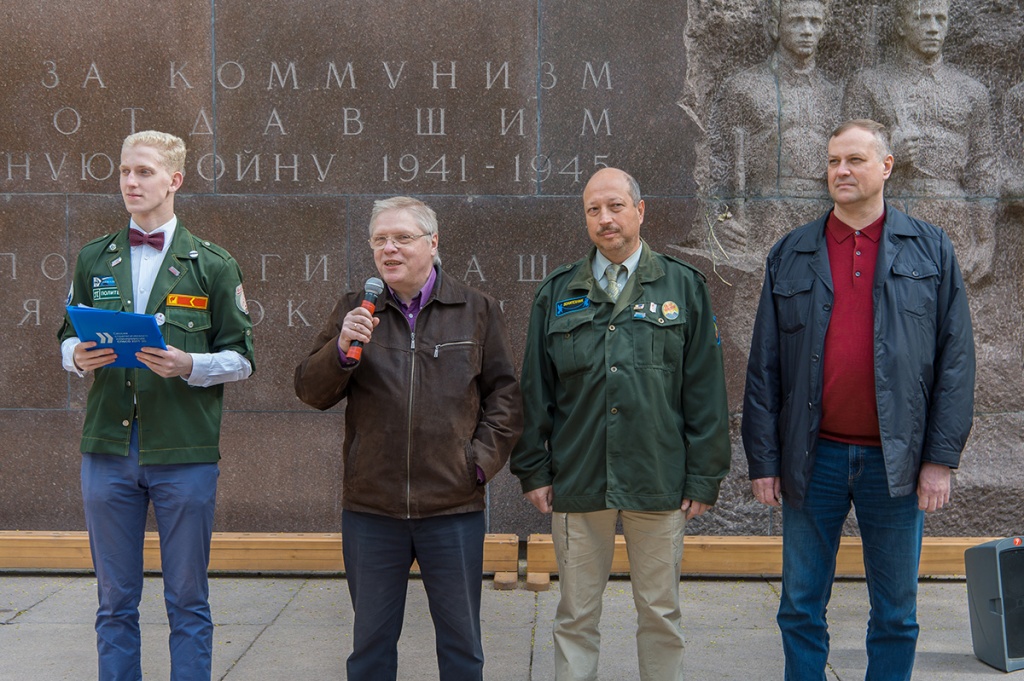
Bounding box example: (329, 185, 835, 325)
(294, 269, 523, 519)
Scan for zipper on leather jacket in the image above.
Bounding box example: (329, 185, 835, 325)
(406, 331, 416, 519)
(433, 340, 475, 358)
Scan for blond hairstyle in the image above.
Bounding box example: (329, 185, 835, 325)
(122, 130, 186, 174)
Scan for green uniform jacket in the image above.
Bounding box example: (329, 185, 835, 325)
(57, 223, 255, 464)
(510, 242, 730, 513)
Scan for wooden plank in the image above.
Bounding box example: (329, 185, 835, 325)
(0, 532, 995, 578)
(0, 531, 521, 575)
(524, 535, 999, 580)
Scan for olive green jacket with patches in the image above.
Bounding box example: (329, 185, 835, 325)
(511, 242, 731, 513)
(58, 223, 255, 464)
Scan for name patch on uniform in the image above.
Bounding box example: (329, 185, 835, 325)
(167, 294, 209, 310)
(92, 276, 119, 301)
(555, 296, 591, 316)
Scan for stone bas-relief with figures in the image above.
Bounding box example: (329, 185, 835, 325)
(1, 0, 1022, 539)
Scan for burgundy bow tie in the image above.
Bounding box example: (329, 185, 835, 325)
(129, 230, 165, 250)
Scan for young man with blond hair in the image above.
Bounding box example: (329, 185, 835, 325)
(58, 130, 255, 680)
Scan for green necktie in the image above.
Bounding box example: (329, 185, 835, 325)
(604, 263, 624, 301)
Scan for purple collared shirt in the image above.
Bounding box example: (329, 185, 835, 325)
(392, 266, 437, 329)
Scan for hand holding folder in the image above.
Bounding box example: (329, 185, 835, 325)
(66, 306, 166, 370)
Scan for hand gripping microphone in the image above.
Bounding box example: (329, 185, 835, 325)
(345, 277, 385, 363)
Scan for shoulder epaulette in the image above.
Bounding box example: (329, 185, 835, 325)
(190, 234, 234, 261)
(82, 232, 115, 249)
(661, 253, 708, 283)
(542, 259, 580, 283)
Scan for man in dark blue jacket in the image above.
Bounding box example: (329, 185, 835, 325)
(743, 119, 975, 681)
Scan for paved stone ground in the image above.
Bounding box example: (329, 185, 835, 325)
(0, 574, 1006, 680)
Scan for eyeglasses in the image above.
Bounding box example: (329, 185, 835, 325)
(368, 233, 431, 250)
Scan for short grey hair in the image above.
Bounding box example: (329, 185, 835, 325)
(622, 171, 642, 207)
(830, 119, 893, 161)
(368, 196, 441, 266)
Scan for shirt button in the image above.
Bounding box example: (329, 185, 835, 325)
(608, 324, 615, 331)
(122, 420, 130, 427)
(912, 270, 919, 277)
(855, 271, 861, 277)
(823, 304, 831, 311)
(187, 321, 194, 328)
(610, 366, 618, 373)
(855, 231, 862, 236)
(126, 381, 132, 387)
(610, 407, 618, 415)
(856, 250, 862, 256)
(658, 318, 665, 324)
(564, 333, 571, 339)
(811, 354, 819, 362)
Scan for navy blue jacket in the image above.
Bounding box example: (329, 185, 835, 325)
(742, 204, 975, 509)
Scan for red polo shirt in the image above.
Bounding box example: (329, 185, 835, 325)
(819, 209, 885, 446)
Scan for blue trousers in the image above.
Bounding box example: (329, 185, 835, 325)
(342, 509, 485, 681)
(80, 423, 218, 681)
(779, 438, 924, 681)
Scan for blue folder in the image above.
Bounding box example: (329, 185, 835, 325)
(66, 306, 167, 369)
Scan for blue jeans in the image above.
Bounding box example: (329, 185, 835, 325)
(80, 423, 218, 681)
(779, 438, 924, 681)
(342, 510, 485, 681)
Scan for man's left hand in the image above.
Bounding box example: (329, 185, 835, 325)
(681, 498, 710, 520)
(917, 462, 952, 513)
(137, 345, 193, 379)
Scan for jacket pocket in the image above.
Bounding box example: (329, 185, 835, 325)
(891, 261, 939, 318)
(547, 309, 597, 379)
(164, 308, 212, 352)
(773, 278, 815, 334)
(632, 313, 685, 370)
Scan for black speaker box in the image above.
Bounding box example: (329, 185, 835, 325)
(965, 536, 1024, 672)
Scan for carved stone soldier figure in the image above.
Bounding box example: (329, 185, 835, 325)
(843, 0, 998, 281)
(709, 0, 840, 202)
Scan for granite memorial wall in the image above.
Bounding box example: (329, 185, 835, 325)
(1, 0, 1021, 539)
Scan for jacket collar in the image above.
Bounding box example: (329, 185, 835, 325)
(566, 241, 665, 317)
(381, 267, 466, 310)
(799, 202, 909, 294)
(876, 202, 908, 284)
(147, 223, 199, 314)
(566, 240, 665, 292)
(105, 222, 197, 313)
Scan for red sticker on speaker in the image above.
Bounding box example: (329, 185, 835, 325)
(1014, 537, 1022, 546)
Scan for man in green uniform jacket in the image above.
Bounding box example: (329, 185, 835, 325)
(57, 130, 255, 681)
(511, 168, 731, 681)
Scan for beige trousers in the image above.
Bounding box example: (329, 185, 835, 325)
(552, 509, 687, 681)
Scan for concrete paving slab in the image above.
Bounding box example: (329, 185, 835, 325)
(0, 622, 97, 679)
(0, 575, 79, 624)
(0, 574, 1009, 680)
(7, 575, 96, 624)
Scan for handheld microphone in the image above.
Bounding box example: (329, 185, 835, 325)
(345, 277, 385, 362)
